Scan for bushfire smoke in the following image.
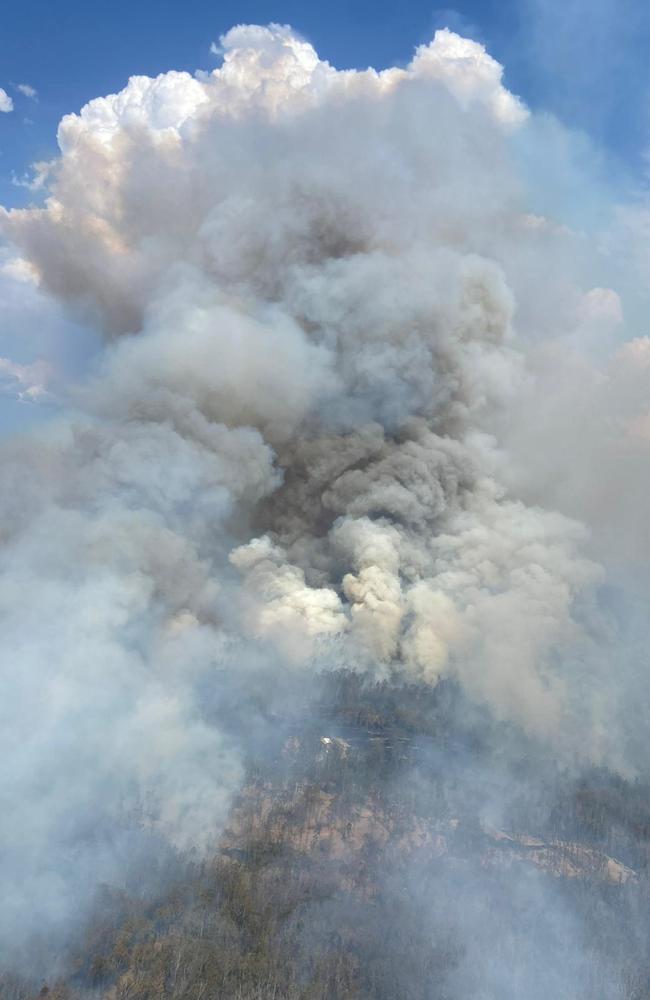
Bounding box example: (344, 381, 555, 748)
(0, 20, 649, 985)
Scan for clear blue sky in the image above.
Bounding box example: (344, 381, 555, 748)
(1, 0, 650, 209)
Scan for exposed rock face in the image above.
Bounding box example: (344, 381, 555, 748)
(483, 828, 637, 885)
(6, 717, 648, 1000)
(221, 768, 637, 887)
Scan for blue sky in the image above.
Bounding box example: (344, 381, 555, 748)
(2, 0, 650, 210)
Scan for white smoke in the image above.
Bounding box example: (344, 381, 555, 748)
(0, 21, 648, 963)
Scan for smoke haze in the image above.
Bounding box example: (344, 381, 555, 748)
(1, 20, 649, 992)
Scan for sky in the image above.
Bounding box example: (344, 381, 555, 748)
(2, 0, 650, 210)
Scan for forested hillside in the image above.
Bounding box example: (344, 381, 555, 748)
(3, 674, 650, 1000)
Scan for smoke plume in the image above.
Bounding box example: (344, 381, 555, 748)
(0, 20, 648, 976)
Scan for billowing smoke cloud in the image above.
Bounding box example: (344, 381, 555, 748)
(0, 20, 648, 971)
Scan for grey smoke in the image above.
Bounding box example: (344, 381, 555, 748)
(0, 19, 648, 975)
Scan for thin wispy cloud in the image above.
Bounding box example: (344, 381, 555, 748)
(11, 161, 52, 192)
(0, 356, 52, 403)
(16, 83, 37, 100)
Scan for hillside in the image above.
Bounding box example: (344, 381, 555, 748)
(4, 674, 650, 1000)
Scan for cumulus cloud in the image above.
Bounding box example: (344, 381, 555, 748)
(0, 19, 648, 966)
(411, 28, 528, 127)
(0, 88, 13, 112)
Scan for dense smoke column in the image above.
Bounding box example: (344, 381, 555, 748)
(0, 20, 648, 992)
